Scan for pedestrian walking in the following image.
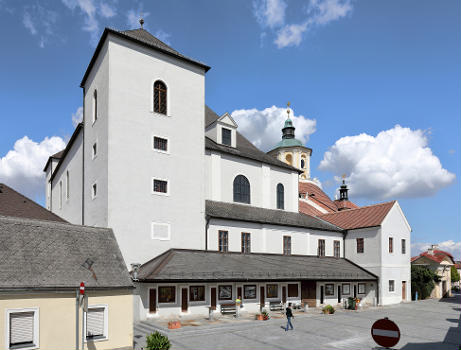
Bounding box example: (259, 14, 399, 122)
(285, 302, 294, 331)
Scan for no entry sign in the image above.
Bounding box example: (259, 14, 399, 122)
(79, 282, 85, 295)
(371, 317, 400, 348)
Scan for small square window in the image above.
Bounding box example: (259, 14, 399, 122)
(222, 128, 232, 146)
(8, 309, 39, 349)
(153, 136, 168, 152)
(357, 238, 364, 253)
(153, 179, 168, 194)
(92, 142, 97, 159)
(158, 286, 176, 303)
(325, 284, 334, 296)
(287, 284, 298, 298)
(189, 286, 205, 302)
(243, 285, 257, 299)
(266, 284, 278, 298)
(358, 283, 366, 294)
(151, 222, 170, 240)
(218, 285, 232, 300)
(92, 183, 97, 199)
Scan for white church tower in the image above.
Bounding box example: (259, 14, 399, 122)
(267, 103, 312, 181)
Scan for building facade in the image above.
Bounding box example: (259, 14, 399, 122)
(44, 25, 411, 319)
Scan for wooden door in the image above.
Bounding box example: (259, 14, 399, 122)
(301, 281, 316, 307)
(237, 287, 242, 300)
(402, 281, 406, 300)
(210, 287, 217, 310)
(320, 286, 324, 304)
(260, 286, 265, 309)
(181, 288, 188, 312)
(354, 285, 357, 298)
(337, 285, 341, 303)
(282, 286, 287, 304)
(149, 288, 157, 313)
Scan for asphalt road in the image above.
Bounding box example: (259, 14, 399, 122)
(134, 294, 461, 350)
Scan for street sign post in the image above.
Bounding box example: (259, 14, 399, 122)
(371, 317, 400, 348)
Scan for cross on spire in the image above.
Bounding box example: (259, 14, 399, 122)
(286, 102, 291, 119)
(139, 14, 144, 29)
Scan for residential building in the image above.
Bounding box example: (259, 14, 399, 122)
(411, 245, 454, 298)
(0, 184, 133, 350)
(43, 24, 411, 318)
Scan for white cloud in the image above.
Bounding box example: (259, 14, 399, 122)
(274, 22, 308, 48)
(0, 136, 66, 200)
(412, 240, 461, 261)
(154, 29, 171, 45)
(231, 105, 316, 152)
(126, 7, 150, 29)
(72, 106, 83, 127)
(22, 5, 58, 48)
(99, 2, 115, 18)
(253, 0, 353, 49)
(319, 125, 456, 200)
(253, 0, 287, 28)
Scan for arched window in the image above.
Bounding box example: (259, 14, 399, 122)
(277, 183, 284, 209)
(233, 175, 250, 204)
(153, 80, 167, 115)
(301, 158, 305, 169)
(285, 153, 292, 165)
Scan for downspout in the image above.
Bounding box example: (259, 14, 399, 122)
(205, 215, 210, 251)
(343, 230, 348, 258)
(82, 87, 85, 225)
(49, 162, 53, 212)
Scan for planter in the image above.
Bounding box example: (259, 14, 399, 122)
(255, 314, 264, 321)
(168, 321, 181, 329)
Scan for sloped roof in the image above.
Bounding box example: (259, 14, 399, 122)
(319, 201, 396, 230)
(0, 183, 65, 222)
(298, 200, 324, 217)
(334, 199, 359, 211)
(81, 27, 210, 87)
(138, 249, 377, 282)
(205, 106, 300, 173)
(299, 182, 337, 213)
(412, 250, 455, 265)
(0, 216, 133, 290)
(206, 200, 342, 232)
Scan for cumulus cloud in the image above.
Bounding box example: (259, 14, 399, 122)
(22, 4, 58, 48)
(231, 105, 316, 152)
(99, 2, 115, 18)
(253, 0, 287, 28)
(253, 0, 353, 48)
(412, 240, 461, 261)
(72, 106, 83, 127)
(154, 29, 171, 45)
(319, 125, 456, 200)
(0, 136, 66, 200)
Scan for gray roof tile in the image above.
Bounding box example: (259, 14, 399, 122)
(206, 200, 343, 232)
(0, 216, 133, 290)
(138, 249, 377, 281)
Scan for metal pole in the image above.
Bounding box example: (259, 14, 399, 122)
(81, 299, 85, 350)
(76, 289, 79, 350)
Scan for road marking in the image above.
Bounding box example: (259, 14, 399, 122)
(372, 329, 399, 338)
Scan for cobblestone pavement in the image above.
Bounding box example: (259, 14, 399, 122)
(134, 294, 461, 350)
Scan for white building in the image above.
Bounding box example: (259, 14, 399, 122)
(44, 24, 410, 319)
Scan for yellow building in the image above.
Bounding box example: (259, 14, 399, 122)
(411, 245, 454, 298)
(0, 195, 134, 350)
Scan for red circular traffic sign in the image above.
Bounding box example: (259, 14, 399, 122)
(371, 317, 400, 348)
(79, 282, 85, 295)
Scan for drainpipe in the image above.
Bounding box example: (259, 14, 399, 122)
(343, 230, 348, 258)
(81, 87, 85, 225)
(205, 215, 210, 251)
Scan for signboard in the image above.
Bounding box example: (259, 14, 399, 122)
(371, 317, 400, 348)
(79, 282, 85, 295)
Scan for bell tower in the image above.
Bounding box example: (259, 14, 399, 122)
(267, 103, 312, 181)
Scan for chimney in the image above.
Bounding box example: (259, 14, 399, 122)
(131, 263, 141, 281)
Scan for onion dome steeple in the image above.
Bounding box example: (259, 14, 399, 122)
(339, 174, 349, 201)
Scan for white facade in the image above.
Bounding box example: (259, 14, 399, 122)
(345, 202, 411, 305)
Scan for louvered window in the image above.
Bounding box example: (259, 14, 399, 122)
(154, 81, 167, 115)
(283, 236, 291, 255)
(318, 239, 325, 257)
(86, 307, 106, 339)
(9, 311, 35, 348)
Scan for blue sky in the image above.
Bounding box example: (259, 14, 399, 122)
(0, 0, 459, 258)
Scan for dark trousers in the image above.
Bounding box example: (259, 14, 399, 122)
(285, 316, 294, 331)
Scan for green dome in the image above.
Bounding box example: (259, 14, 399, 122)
(275, 138, 303, 148)
(284, 119, 294, 128)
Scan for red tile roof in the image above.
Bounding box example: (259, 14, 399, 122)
(455, 262, 461, 269)
(413, 250, 455, 265)
(319, 201, 396, 230)
(299, 182, 337, 213)
(334, 199, 359, 211)
(0, 183, 65, 222)
(299, 200, 324, 217)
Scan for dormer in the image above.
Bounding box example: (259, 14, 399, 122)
(205, 112, 238, 148)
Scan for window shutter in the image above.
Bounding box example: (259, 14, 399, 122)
(86, 308, 105, 338)
(10, 312, 34, 346)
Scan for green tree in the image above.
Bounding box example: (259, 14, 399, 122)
(451, 265, 460, 283)
(411, 265, 438, 300)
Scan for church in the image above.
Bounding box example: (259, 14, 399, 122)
(44, 23, 411, 320)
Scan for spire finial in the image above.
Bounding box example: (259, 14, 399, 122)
(139, 14, 144, 29)
(286, 102, 291, 119)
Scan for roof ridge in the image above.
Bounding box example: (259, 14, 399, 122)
(320, 200, 396, 216)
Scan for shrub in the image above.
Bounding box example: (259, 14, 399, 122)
(322, 304, 335, 314)
(411, 265, 437, 300)
(146, 331, 171, 350)
(451, 266, 460, 283)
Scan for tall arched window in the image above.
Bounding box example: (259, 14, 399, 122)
(277, 183, 284, 209)
(153, 80, 167, 115)
(233, 175, 250, 204)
